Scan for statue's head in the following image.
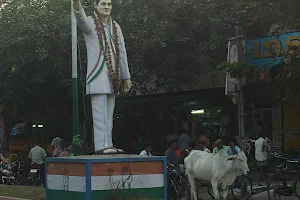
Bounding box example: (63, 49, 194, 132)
(94, 0, 112, 17)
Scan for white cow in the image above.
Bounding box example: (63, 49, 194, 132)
(184, 149, 249, 200)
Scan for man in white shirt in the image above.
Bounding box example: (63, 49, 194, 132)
(255, 134, 268, 186)
(139, 144, 152, 156)
(29, 139, 47, 187)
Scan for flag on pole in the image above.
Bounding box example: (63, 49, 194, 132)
(225, 39, 246, 99)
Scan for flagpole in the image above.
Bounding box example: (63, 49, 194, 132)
(71, 0, 80, 156)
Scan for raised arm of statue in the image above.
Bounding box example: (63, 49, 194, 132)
(73, 0, 92, 35)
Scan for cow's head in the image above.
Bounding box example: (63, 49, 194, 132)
(228, 151, 249, 175)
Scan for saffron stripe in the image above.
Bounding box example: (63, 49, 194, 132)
(91, 161, 164, 176)
(47, 163, 85, 176)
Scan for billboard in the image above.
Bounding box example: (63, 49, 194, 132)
(246, 32, 300, 68)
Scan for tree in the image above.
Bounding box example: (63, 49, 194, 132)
(0, 0, 73, 120)
(215, 0, 300, 99)
(1, 0, 299, 121)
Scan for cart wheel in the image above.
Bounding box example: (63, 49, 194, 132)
(231, 175, 252, 200)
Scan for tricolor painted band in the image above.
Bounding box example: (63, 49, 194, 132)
(47, 163, 86, 176)
(47, 161, 164, 176)
(91, 174, 164, 190)
(92, 161, 164, 176)
(47, 175, 86, 192)
(47, 188, 164, 200)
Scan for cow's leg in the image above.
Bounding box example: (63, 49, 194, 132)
(187, 173, 197, 200)
(211, 181, 220, 200)
(222, 186, 230, 200)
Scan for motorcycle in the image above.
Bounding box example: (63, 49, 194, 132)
(0, 154, 25, 185)
(29, 163, 41, 186)
(167, 163, 187, 200)
(0, 163, 15, 184)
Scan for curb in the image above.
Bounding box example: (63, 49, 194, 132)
(0, 196, 30, 200)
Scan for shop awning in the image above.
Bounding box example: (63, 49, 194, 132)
(10, 123, 26, 136)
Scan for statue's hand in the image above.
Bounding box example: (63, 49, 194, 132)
(123, 79, 132, 93)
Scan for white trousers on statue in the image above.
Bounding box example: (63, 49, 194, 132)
(91, 94, 115, 152)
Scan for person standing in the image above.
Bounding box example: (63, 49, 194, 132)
(139, 144, 153, 156)
(52, 140, 64, 157)
(197, 141, 211, 153)
(228, 138, 241, 156)
(165, 140, 181, 171)
(212, 139, 229, 155)
(73, 0, 132, 154)
(178, 128, 191, 151)
(255, 134, 268, 186)
(51, 136, 62, 151)
(29, 139, 47, 187)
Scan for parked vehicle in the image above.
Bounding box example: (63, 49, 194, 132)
(267, 153, 300, 200)
(28, 163, 41, 186)
(0, 153, 25, 185)
(0, 163, 15, 184)
(167, 163, 187, 200)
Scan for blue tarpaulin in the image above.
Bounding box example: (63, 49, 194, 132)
(10, 123, 26, 136)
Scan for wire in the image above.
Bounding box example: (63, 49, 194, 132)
(77, 41, 88, 151)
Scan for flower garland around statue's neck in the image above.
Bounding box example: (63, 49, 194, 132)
(92, 10, 121, 95)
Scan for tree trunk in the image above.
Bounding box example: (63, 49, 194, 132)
(0, 111, 7, 155)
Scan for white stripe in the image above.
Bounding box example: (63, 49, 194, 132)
(91, 174, 164, 190)
(47, 175, 86, 192)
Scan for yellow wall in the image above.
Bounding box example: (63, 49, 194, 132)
(283, 101, 300, 151)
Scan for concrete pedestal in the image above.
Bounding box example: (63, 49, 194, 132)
(46, 155, 167, 200)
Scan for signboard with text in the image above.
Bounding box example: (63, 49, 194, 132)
(246, 32, 300, 68)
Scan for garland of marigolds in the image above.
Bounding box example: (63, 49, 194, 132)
(92, 12, 121, 95)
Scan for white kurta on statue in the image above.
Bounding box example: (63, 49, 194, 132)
(74, 1, 131, 153)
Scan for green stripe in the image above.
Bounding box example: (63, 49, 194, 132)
(47, 190, 85, 200)
(87, 43, 108, 84)
(92, 187, 164, 200)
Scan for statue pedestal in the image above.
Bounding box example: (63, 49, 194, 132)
(46, 155, 167, 200)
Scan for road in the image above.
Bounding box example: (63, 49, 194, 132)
(184, 187, 298, 200)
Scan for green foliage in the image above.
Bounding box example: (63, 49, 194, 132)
(0, 0, 300, 119)
(72, 134, 83, 147)
(218, 61, 258, 79)
(0, 0, 73, 119)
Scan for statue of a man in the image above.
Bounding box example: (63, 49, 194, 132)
(73, 0, 132, 154)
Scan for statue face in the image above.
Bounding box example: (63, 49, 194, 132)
(95, 0, 112, 17)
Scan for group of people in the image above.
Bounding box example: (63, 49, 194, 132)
(25, 137, 72, 187)
(0, 136, 73, 187)
(138, 127, 273, 187)
(50, 137, 73, 157)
